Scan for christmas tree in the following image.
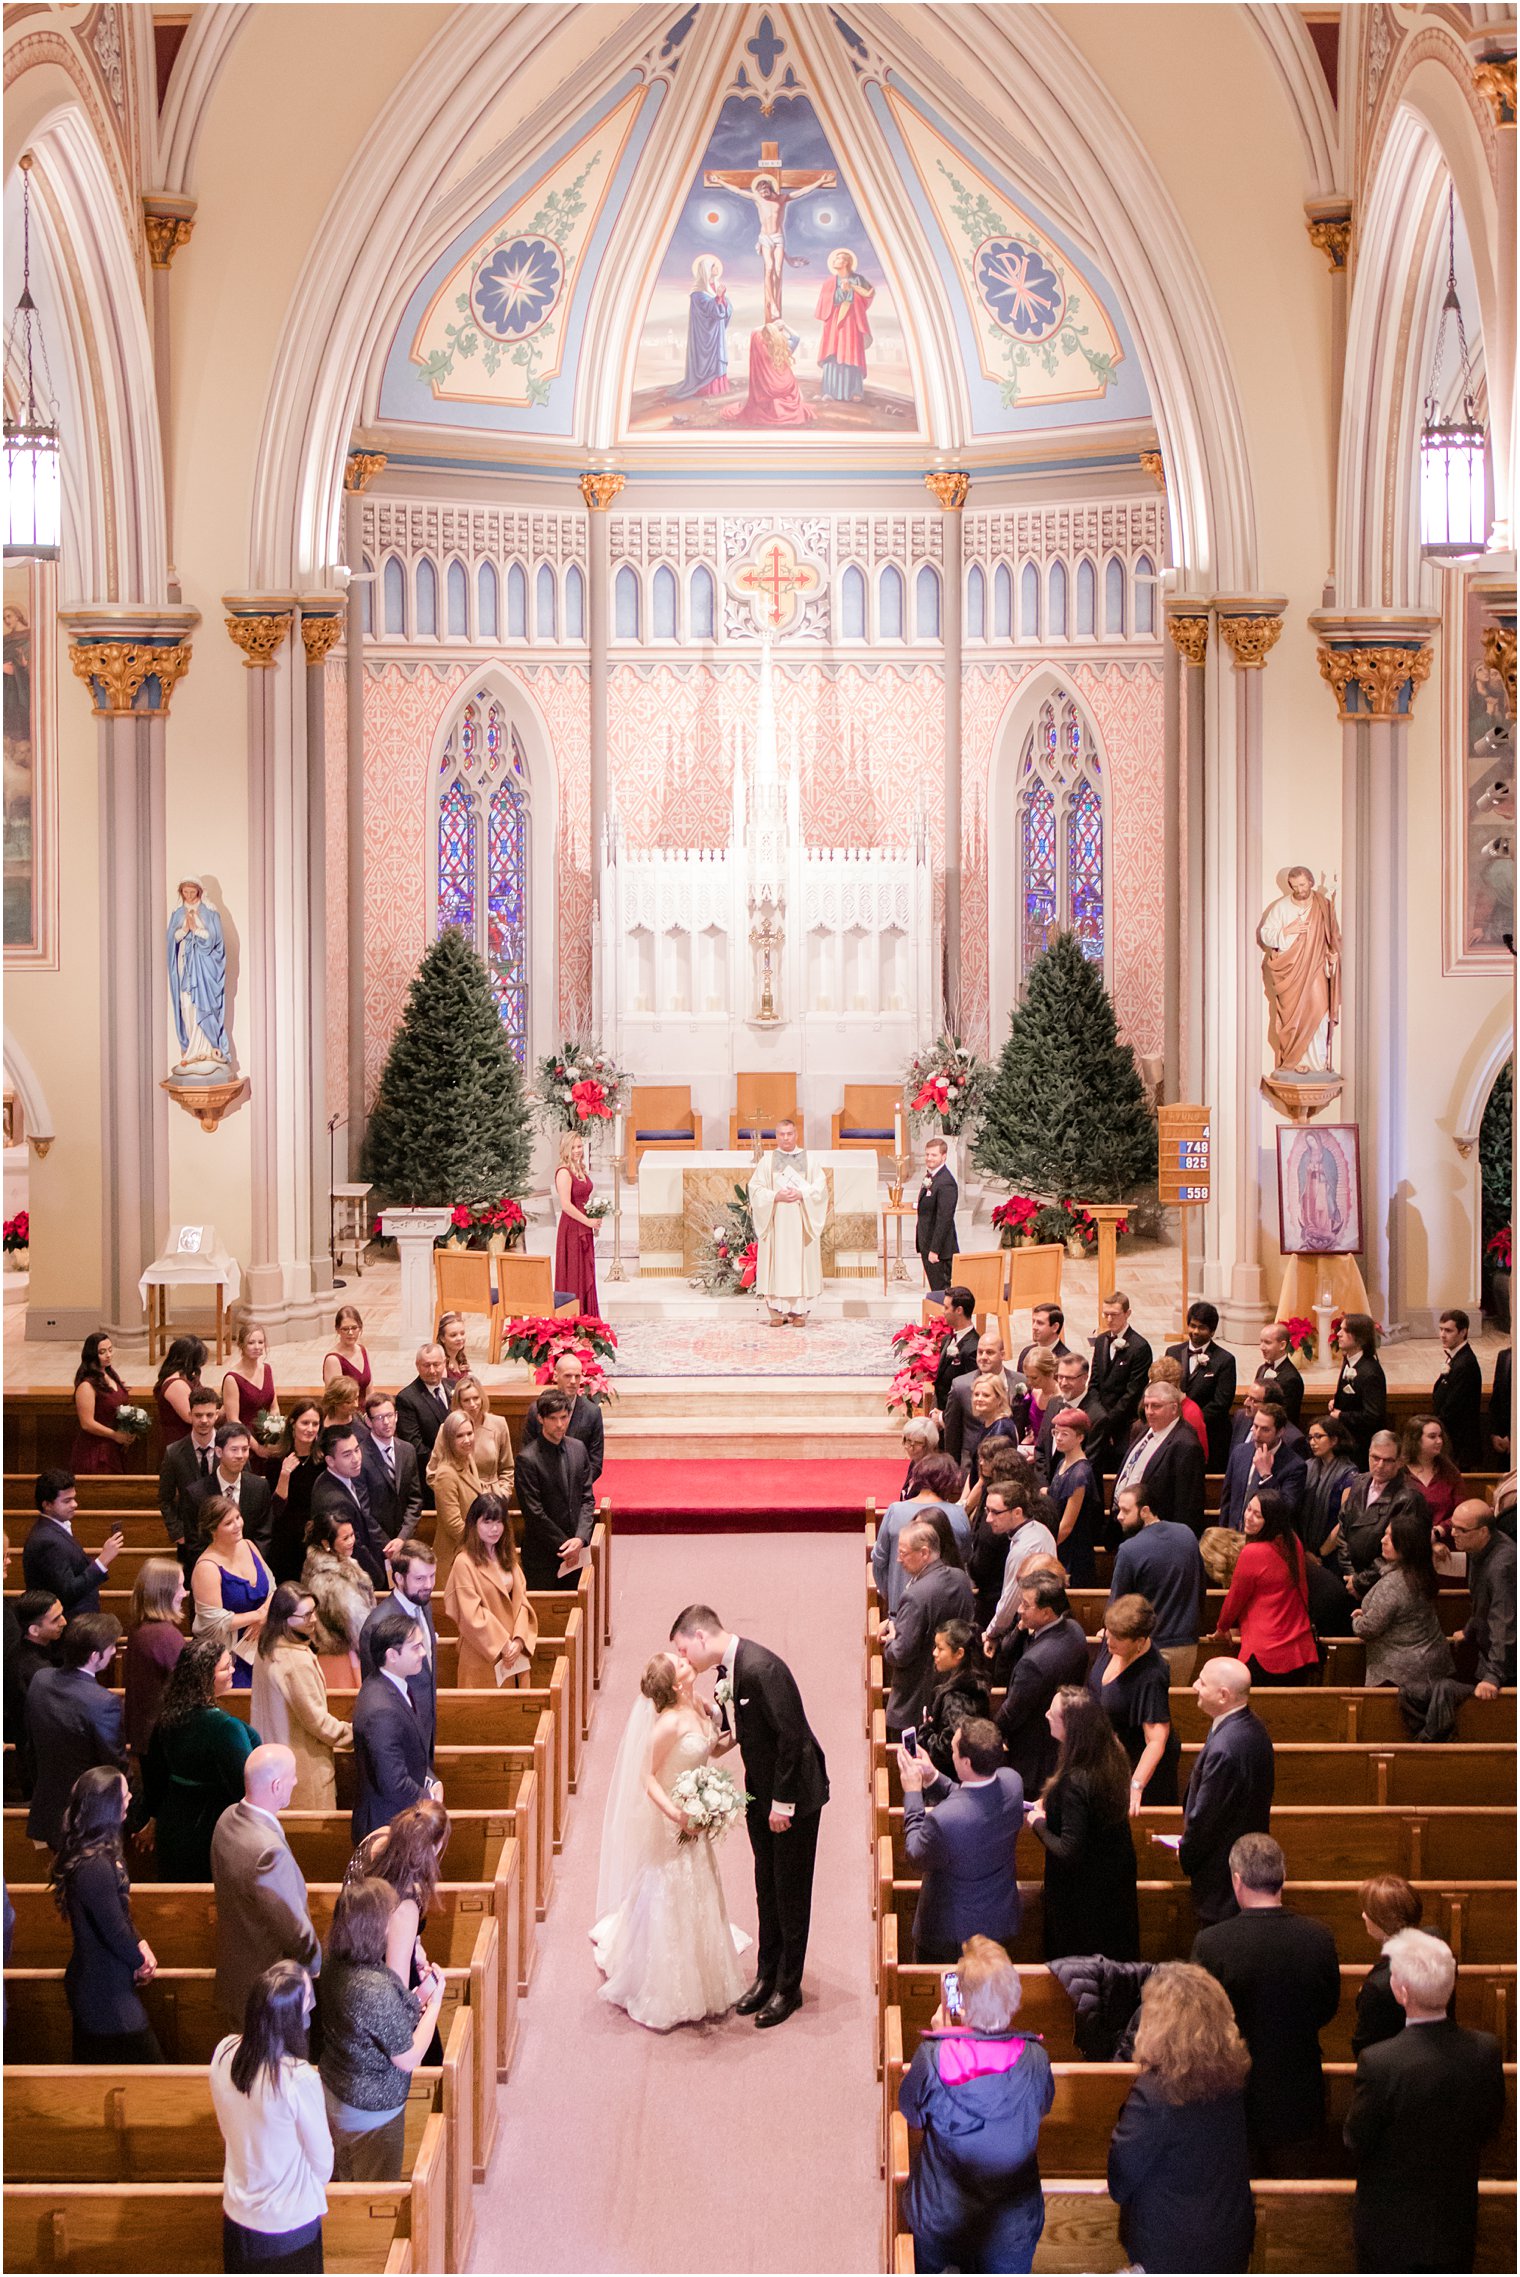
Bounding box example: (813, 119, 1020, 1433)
(975, 931, 1157, 1199)
(363, 928, 533, 1204)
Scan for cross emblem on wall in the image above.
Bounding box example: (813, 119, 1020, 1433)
(732, 534, 822, 633)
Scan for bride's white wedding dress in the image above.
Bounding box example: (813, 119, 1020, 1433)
(590, 1707, 751, 2031)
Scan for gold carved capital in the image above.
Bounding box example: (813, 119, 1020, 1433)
(1316, 641, 1434, 720)
(579, 471, 626, 512)
(1218, 613, 1284, 669)
(1482, 623, 1517, 712)
(1166, 612, 1209, 668)
(1306, 215, 1353, 271)
(1139, 451, 1166, 490)
(143, 212, 194, 269)
(69, 638, 192, 717)
(225, 613, 292, 669)
(924, 470, 970, 512)
(300, 614, 344, 667)
(344, 451, 387, 495)
(1474, 56, 1517, 127)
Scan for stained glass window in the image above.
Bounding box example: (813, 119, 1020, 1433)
(915, 564, 941, 639)
(437, 781, 476, 934)
(487, 777, 529, 1062)
(507, 563, 527, 639)
(1068, 777, 1104, 964)
(1021, 779, 1057, 974)
(993, 563, 1013, 640)
(1134, 553, 1156, 635)
(478, 562, 499, 640)
(1077, 558, 1096, 636)
(1020, 562, 1040, 639)
(435, 694, 531, 1064)
(1048, 560, 1068, 637)
(383, 557, 406, 635)
(1015, 688, 1105, 988)
(614, 565, 640, 639)
(652, 565, 678, 640)
(840, 565, 866, 639)
(1104, 556, 1126, 636)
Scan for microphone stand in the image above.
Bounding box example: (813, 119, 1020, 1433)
(328, 1115, 347, 1288)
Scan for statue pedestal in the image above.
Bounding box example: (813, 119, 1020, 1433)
(1276, 1251, 1370, 1330)
(380, 1208, 453, 1347)
(1262, 1071, 1344, 1123)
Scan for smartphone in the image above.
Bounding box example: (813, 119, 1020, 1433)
(942, 1968, 963, 2022)
(900, 1727, 918, 1758)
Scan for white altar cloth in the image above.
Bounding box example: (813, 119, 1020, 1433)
(636, 1149, 878, 1278)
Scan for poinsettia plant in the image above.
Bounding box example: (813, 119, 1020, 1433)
(904, 1035, 993, 1137)
(1487, 1225, 1512, 1271)
(533, 1042, 630, 1132)
(3, 1210, 29, 1254)
(436, 1195, 527, 1250)
(886, 1315, 950, 1417)
(501, 1313, 618, 1367)
(991, 1196, 1039, 1247)
(1280, 1314, 1318, 1361)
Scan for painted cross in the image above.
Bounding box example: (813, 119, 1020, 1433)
(703, 140, 836, 320)
(733, 535, 822, 632)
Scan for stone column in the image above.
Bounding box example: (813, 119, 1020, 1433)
(926, 471, 970, 1033)
(342, 450, 385, 1164)
(1309, 612, 1439, 1329)
(580, 471, 625, 913)
(1305, 201, 1353, 548)
(139, 197, 195, 599)
(300, 601, 344, 1295)
(59, 609, 199, 1328)
(1164, 603, 1210, 1101)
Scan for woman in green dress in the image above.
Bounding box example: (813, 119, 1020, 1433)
(142, 1630, 259, 1880)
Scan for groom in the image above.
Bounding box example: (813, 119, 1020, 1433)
(670, 1604, 829, 2028)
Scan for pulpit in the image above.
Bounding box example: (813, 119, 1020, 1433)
(730, 1071, 803, 1148)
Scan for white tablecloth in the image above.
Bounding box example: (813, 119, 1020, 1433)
(636, 1149, 878, 1277)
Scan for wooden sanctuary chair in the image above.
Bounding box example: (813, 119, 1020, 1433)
(831, 1084, 902, 1151)
(624, 1085, 703, 1182)
(434, 1248, 507, 1364)
(920, 1249, 1008, 1341)
(729, 1071, 803, 1149)
(492, 1252, 579, 1322)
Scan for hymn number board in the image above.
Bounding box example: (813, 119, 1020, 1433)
(1157, 1105, 1211, 1207)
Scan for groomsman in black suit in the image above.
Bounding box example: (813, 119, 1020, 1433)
(915, 1137, 959, 1295)
(1432, 1309, 1485, 1470)
(1253, 1321, 1305, 1429)
(1087, 1290, 1152, 1475)
(1167, 1301, 1238, 1471)
(1016, 1303, 1071, 1372)
(932, 1287, 979, 1414)
(350, 1611, 440, 1843)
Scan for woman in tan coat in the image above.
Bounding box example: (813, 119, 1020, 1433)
(427, 1410, 485, 1592)
(444, 1494, 538, 1689)
(249, 1583, 352, 1807)
(445, 1374, 513, 1496)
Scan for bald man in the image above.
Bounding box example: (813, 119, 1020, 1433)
(1175, 1658, 1275, 1926)
(211, 1742, 320, 2022)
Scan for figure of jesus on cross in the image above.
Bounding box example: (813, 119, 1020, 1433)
(704, 141, 836, 321)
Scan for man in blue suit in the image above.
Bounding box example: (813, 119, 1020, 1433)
(897, 1718, 1024, 1965)
(1175, 1658, 1275, 1926)
(1219, 1402, 1307, 1530)
(350, 1609, 440, 1843)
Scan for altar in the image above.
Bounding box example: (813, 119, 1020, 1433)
(636, 1149, 880, 1278)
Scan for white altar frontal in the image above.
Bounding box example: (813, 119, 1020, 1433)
(636, 1150, 880, 1279)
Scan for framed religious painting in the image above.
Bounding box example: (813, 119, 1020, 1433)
(1443, 569, 1515, 974)
(1276, 1123, 1363, 1256)
(3, 557, 58, 969)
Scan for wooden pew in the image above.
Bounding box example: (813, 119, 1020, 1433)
(864, 1682, 1516, 1752)
(873, 1742, 1515, 1814)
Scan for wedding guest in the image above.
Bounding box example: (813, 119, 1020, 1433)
(351, 1614, 438, 1842)
(1254, 1320, 1305, 1428)
(1193, 1832, 1340, 2170)
(1304, 1543, 1356, 1662)
(347, 1799, 452, 2067)
(1217, 1491, 1319, 1686)
(159, 1384, 225, 1580)
(1177, 1659, 1274, 1926)
(24, 1469, 123, 1614)
(1109, 1479, 1205, 1683)
(312, 1425, 387, 1589)
(435, 1310, 471, 1384)
(513, 1389, 595, 1590)
(1110, 1381, 1207, 1535)
(1352, 1508, 1455, 1690)
(124, 1558, 187, 1760)
(1016, 1303, 1070, 1372)
(942, 1333, 1023, 1468)
(50, 1765, 160, 2062)
(1301, 1414, 1357, 1559)
(445, 1374, 512, 1489)
(210, 1960, 331, 2277)
(994, 1574, 1089, 1793)
(916, 1620, 991, 1779)
(882, 1522, 975, 1736)
(1026, 1685, 1139, 1959)
(300, 1509, 376, 1666)
(427, 1410, 484, 1592)
(154, 1335, 208, 1445)
(318, 1377, 363, 1432)
(1166, 1302, 1237, 1470)
(358, 1546, 438, 1754)
(1339, 1433, 1423, 1582)
(192, 1495, 274, 1687)
(1227, 1378, 1306, 1462)
(523, 1350, 606, 1481)
(1329, 1313, 1389, 1466)
(269, 1402, 325, 1587)
(875, 1455, 973, 1616)
(8, 1588, 64, 1792)
(317, 1876, 446, 2181)
(1045, 1406, 1101, 1584)
(1012, 1348, 1060, 1458)
(1089, 1593, 1180, 1807)
(321, 1304, 372, 1397)
(71, 1331, 135, 1474)
(971, 1478, 1056, 1644)
(1403, 1499, 1517, 1739)
(931, 1287, 979, 1415)
(26, 1614, 126, 1850)
(1220, 1401, 1307, 1530)
(445, 1494, 537, 1688)
(360, 1394, 423, 1561)
(1147, 1354, 1210, 1457)
(1107, 1963, 1255, 2274)
(554, 1129, 600, 1318)
(212, 1744, 321, 2026)
(251, 1585, 353, 1808)
(898, 1718, 1024, 1962)
(221, 1315, 278, 1448)
(898, 1417, 940, 1499)
(897, 1935, 1054, 2275)
(1033, 1354, 1099, 1481)
(1086, 1291, 1153, 1478)
(1352, 1876, 1424, 2056)
(186, 1422, 275, 1560)
(142, 1635, 259, 1881)
(1432, 1309, 1485, 1470)
(395, 1344, 452, 1497)
(964, 1375, 1020, 1512)
(1344, 1930, 1506, 2274)
(1400, 1414, 1465, 1535)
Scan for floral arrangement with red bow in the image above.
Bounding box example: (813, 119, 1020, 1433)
(533, 1041, 629, 1132)
(903, 1035, 993, 1137)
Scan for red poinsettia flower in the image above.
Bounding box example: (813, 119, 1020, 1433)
(1487, 1226, 1512, 1270)
(738, 1241, 758, 1290)
(451, 1204, 474, 1229)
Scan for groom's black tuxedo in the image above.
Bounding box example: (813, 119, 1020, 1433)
(724, 1638, 828, 2003)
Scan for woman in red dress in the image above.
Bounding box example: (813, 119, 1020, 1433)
(1401, 1414, 1466, 1537)
(436, 1311, 472, 1384)
(321, 1305, 372, 1396)
(553, 1131, 600, 1318)
(154, 1337, 206, 1446)
(71, 1332, 134, 1474)
(222, 1317, 277, 1436)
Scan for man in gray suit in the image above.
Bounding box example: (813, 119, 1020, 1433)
(881, 1520, 974, 1737)
(898, 1718, 1025, 1964)
(942, 1331, 1025, 1468)
(210, 1743, 320, 2025)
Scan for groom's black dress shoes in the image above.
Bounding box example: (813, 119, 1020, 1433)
(735, 1977, 774, 2016)
(755, 1990, 802, 2029)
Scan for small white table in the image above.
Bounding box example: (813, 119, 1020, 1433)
(139, 1228, 242, 1363)
(331, 1182, 373, 1277)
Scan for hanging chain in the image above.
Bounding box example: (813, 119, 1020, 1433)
(1426, 186, 1474, 418)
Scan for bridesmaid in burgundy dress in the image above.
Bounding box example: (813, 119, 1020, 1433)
(71, 1332, 134, 1474)
(154, 1337, 207, 1447)
(553, 1132, 600, 1319)
(321, 1305, 372, 1396)
(222, 1317, 279, 1475)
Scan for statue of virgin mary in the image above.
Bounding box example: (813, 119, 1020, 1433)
(166, 878, 231, 1079)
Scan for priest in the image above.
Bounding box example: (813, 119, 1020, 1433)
(749, 1118, 829, 1327)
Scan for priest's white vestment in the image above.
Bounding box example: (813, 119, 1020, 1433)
(749, 1144, 829, 1319)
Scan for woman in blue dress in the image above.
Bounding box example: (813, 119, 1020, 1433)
(190, 1495, 273, 1689)
(1046, 1406, 1102, 1586)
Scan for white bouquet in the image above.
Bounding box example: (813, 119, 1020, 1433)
(669, 1763, 747, 1842)
(252, 1412, 286, 1449)
(114, 1403, 152, 1440)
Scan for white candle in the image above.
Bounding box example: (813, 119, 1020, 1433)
(894, 1102, 905, 1155)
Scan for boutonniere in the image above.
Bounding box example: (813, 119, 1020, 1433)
(714, 1677, 734, 1711)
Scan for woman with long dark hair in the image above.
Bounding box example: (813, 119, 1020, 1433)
(1400, 1413, 1466, 1536)
(210, 1960, 331, 2274)
(317, 1877, 445, 2181)
(71, 1330, 134, 1474)
(142, 1632, 259, 1879)
(444, 1493, 537, 1687)
(1217, 1490, 1319, 1686)
(50, 1764, 162, 2062)
(1353, 1507, 1457, 1690)
(916, 1619, 991, 1779)
(1025, 1685, 1140, 1960)
(154, 1335, 208, 1446)
(251, 1585, 351, 1809)
(1301, 1414, 1356, 1559)
(346, 1799, 452, 2066)
(124, 1556, 188, 1759)
(269, 1402, 324, 1586)
(299, 1509, 375, 1666)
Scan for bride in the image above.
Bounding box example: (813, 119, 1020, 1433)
(590, 1649, 751, 2030)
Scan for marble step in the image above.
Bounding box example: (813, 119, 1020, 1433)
(604, 1411, 900, 1461)
(608, 1377, 890, 1416)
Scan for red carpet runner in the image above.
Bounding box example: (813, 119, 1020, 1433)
(597, 1457, 903, 1532)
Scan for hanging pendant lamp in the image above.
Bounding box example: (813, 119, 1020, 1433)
(3, 155, 61, 562)
(1419, 188, 1487, 560)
